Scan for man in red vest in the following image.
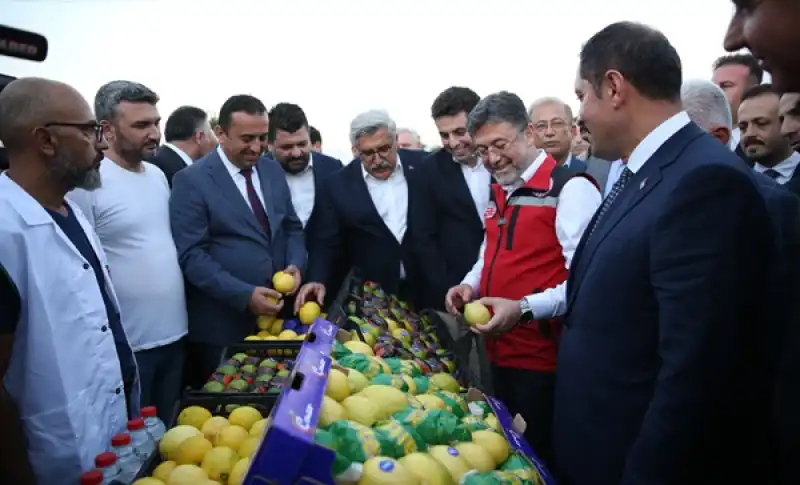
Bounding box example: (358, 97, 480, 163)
(445, 91, 601, 465)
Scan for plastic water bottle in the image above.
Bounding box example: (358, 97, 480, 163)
(79, 470, 104, 485)
(111, 433, 140, 483)
(141, 406, 166, 442)
(127, 418, 156, 460)
(94, 452, 120, 485)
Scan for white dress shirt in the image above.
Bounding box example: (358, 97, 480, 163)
(163, 142, 194, 166)
(218, 146, 266, 210)
(455, 156, 492, 225)
(753, 151, 800, 185)
(285, 153, 316, 227)
(604, 159, 626, 197)
(460, 151, 602, 311)
(523, 111, 692, 319)
(729, 127, 741, 151)
(362, 156, 409, 278)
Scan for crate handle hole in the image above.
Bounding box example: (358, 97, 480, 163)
(290, 371, 305, 391)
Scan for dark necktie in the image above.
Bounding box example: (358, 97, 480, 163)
(240, 168, 271, 235)
(589, 166, 634, 237)
(764, 169, 781, 180)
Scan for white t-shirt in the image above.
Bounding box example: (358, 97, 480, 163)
(68, 159, 187, 351)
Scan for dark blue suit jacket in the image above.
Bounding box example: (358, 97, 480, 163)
(170, 150, 306, 345)
(412, 149, 488, 309)
(554, 122, 774, 485)
(308, 150, 423, 302)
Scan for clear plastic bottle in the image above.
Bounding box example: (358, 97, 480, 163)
(141, 406, 166, 442)
(79, 469, 104, 485)
(127, 418, 156, 460)
(94, 452, 120, 485)
(111, 432, 141, 483)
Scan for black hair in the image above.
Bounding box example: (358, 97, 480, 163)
(713, 53, 764, 84)
(579, 21, 682, 102)
(741, 83, 777, 103)
(466, 91, 529, 135)
(164, 106, 208, 142)
(267, 103, 308, 143)
(431, 86, 481, 119)
(309, 125, 321, 145)
(218, 94, 266, 131)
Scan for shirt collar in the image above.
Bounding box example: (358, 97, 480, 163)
(729, 127, 741, 150)
(164, 143, 194, 166)
(626, 111, 691, 174)
(754, 151, 800, 178)
(500, 149, 548, 193)
(217, 145, 251, 178)
(362, 154, 403, 181)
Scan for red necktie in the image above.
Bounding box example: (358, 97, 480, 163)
(240, 168, 271, 236)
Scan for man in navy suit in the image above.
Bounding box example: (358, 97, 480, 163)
(170, 95, 305, 384)
(295, 110, 424, 310)
(528, 97, 588, 172)
(554, 22, 774, 485)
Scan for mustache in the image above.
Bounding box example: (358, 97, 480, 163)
(743, 138, 764, 146)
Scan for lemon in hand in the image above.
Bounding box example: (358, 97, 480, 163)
(298, 301, 321, 324)
(272, 271, 296, 294)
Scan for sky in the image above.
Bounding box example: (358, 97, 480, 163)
(2, 0, 740, 162)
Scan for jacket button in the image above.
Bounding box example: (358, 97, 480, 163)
(115, 387, 121, 394)
(83, 263, 90, 270)
(101, 325, 108, 332)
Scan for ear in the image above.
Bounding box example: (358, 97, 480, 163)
(523, 123, 537, 147)
(33, 127, 56, 157)
(214, 125, 225, 139)
(605, 70, 626, 107)
(711, 126, 731, 146)
(100, 120, 115, 142)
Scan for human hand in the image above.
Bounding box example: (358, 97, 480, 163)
(282, 265, 302, 295)
(471, 297, 521, 335)
(294, 282, 326, 314)
(445, 284, 473, 315)
(248, 287, 284, 316)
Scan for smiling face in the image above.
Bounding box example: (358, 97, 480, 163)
(435, 111, 474, 162)
(738, 91, 792, 165)
(473, 121, 536, 186)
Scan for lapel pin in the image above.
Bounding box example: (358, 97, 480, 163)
(640, 178, 647, 189)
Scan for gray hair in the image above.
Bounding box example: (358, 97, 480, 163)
(527, 96, 574, 122)
(397, 127, 421, 144)
(349, 109, 396, 145)
(680, 79, 732, 132)
(467, 91, 530, 135)
(94, 80, 159, 122)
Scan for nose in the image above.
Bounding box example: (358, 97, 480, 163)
(291, 146, 303, 158)
(723, 13, 746, 52)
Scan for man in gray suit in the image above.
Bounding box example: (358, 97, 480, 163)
(170, 95, 306, 385)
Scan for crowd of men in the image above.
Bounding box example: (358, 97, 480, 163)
(1, 2, 800, 483)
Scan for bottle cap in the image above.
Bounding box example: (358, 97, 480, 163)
(79, 470, 104, 485)
(127, 417, 145, 430)
(111, 433, 131, 446)
(140, 406, 157, 418)
(95, 451, 117, 467)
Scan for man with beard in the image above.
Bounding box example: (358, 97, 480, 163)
(0, 77, 139, 485)
(780, 92, 800, 153)
(67, 81, 186, 423)
(738, 84, 800, 197)
(413, 86, 494, 391)
(724, 1, 800, 94)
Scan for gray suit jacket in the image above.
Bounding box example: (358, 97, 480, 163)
(585, 156, 612, 191)
(170, 150, 306, 345)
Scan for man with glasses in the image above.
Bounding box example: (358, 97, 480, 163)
(0, 77, 139, 485)
(529, 97, 587, 171)
(295, 109, 427, 310)
(443, 91, 601, 467)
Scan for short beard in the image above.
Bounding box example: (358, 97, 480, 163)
(48, 151, 103, 191)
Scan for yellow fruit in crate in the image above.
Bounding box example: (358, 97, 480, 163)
(257, 315, 275, 330)
(360, 456, 420, 485)
(228, 457, 250, 485)
(244, 335, 262, 341)
(201, 446, 239, 483)
(132, 479, 166, 485)
(264, 335, 277, 340)
(269, 319, 284, 335)
(358, 385, 409, 419)
(175, 435, 213, 465)
(341, 395, 381, 426)
(256, 330, 270, 338)
(347, 369, 370, 393)
(454, 442, 495, 472)
(237, 436, 261, 458)
(320, 312, 327, 319)
(298, 301, 321, 324)
(166, 464, 208, 485)
(429, 373, 460, 393)
(160, 425, 202, 460)
(228, 406, 262, 432)
(215, 425, 249, 452)
(319, 395, 348, 428)
(249, 417, 271, 436)
(463, 302, 491, 326)
(371, 356, 392, 374)
(151, 460, 177, 482)
(385, 318, 399, 333)
(278, 329, 297, 340)
(398, 453, 453, 485)
(472, 430, 510, 466)
(325, 368, 350, 402)
(343, 340, 374, 356)
(272, 271, 295, 294)
(177, 406, 213, 430)
(428, 446, 471, 482)
(416, 394, 446, 410)
(401, 375, 417, 395)
(484, 413, 501, 432)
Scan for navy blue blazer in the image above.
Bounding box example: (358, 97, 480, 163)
(412, 149, 488, 309)
(170, 150, 306, 345)
(554, 122, 775, 485)
(307, 150, 423, 302)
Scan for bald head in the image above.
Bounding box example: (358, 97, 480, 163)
(0, 77, 92, 152)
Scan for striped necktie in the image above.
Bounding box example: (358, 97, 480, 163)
(589, 166, 634, 237)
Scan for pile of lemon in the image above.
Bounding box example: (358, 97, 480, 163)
(132, 405, 269, 485)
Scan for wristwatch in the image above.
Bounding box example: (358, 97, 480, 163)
(519, 298, 534, 321)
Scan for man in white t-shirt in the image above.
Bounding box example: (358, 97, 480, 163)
(69, 81, 187, 423)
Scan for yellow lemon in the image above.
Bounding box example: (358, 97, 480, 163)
(228, 457, 250, 485)
(237, 436, 262, 458)
(278, 329, 298, 340)
(228, 406, 262, 432)
(249, 417, 271, 436)
(272, 271, 296, 294)
(160, 425, 202, 460)
(298, 301, 321, 324)
(175, 435, 213, 465)
(319, 395, 348, 428)
(244, 335, 262, 341)
(151, 460, 177, 482)
(215, 425, 249, 453)
(343, 340, 374, 356)
(256, 315, 275, 330)
(463, 302, 491, 326)
(472, 430, 510, 466)
(177, 406, 213, 430)
(201, 446, 239, 483)
(269, 319, 284, 335)
(325, 368, 350, 402)
(165, 464, 208, 485)
(200, 416, 230, 442)
(132, 479, 166, 485)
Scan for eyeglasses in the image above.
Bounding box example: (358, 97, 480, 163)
(533, 118, 571, 133)
(474, 130, 524, 159)
(359, 144, 393, 159)
(44, 121, 104, 142)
